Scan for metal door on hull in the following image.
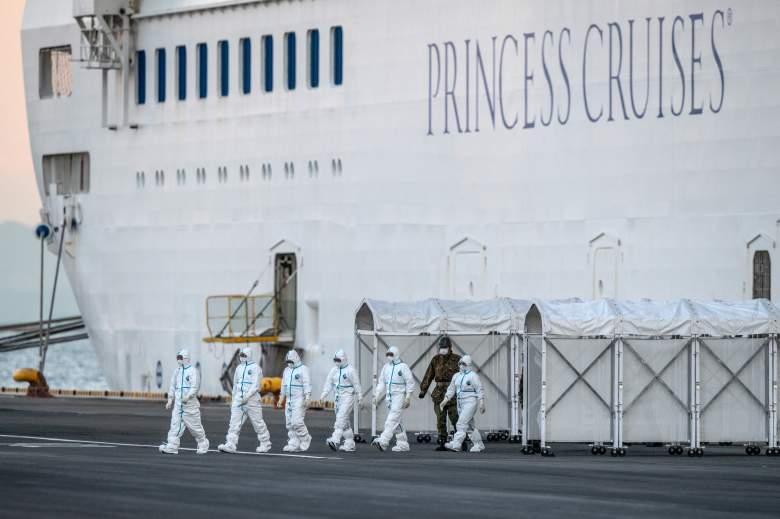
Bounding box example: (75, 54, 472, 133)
(753, 251, 771, 300)
(593, 247, 618, 299)
(275, 253, 297, 333)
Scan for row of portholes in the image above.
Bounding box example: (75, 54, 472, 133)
(135, 158, 344, 189)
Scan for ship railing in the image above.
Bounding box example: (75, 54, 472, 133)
(203, 294, 280, 344)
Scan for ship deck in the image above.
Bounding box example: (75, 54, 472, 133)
(0, 395, 779, 518)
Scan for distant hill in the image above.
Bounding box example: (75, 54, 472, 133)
(0, 221, 79, 325)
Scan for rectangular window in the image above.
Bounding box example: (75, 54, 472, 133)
(197, 43, 208, 99)
(137, 50, 146, 104)
(240, 38, 252, 95)
(332, 26, 343, 86)
(308, 29, 319, 88)
(39, 46, 73, 99)
(285, 32, 296, 91)
(176, 46, 186, 101)
(262, 35, 273, 93)
(218, 40, 229, 97)
(42, 153, 90, 195)
(156, 48, 166, 103)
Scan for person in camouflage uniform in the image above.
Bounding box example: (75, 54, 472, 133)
(419, 336, 461, 450)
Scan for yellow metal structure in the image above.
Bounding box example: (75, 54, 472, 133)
(203, 294, 279, 344)
(261, 377, 282, 395)
(13, 367, 45, 385)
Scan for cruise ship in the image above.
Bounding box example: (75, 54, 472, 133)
(21, 0, 779, 395)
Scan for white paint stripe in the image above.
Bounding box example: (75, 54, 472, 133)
(0, 434, 340, 460)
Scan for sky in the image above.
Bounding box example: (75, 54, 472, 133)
(0, 0, 38, 226)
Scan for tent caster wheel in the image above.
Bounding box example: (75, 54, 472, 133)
(599, 446, 607, 455)
(541, 447, 554, 457)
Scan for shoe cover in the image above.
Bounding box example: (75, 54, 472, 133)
(159, 444, 178, 455)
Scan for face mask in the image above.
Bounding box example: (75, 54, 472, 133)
(439, 348, 448, 355)
(386, 355, 395, 362)
(177, 359, 184, 367)
(286, 361, 294, 367)
(334, 358, 342, 366)
(459, 363, 467, 373)
(239, 355, 248, 363)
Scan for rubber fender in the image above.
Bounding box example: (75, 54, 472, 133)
(260, 377, 282, 395)
(12, 368, 44, 386)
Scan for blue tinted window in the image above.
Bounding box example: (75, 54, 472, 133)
(240, 38, 251, 95)
(197, 43, 207, 99)
(285, 32, 296, 90)
(262, 35, 273, 92)
(176, 46, 186, 101)
(308, 29, 319, 88)
(219, 40, 229, 97)
(156, 48, 166, 102)
(137, 50, 146, 104)
(332, 26, 343, 86)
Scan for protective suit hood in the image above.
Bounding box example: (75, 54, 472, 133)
(239, 347, 252, 363)
(176, 349, 191, 366)
(285, 350, 302, 367)
(459, 355, 473, 373)
(386, 346, 401, 364)
(333, 349, 348, 367)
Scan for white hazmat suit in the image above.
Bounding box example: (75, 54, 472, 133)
(372, 346, 414, 452)
(280, 350, 312, 452)
(159, 349, 209, 455)
(320, 349, 362, 452)
(218, 348, 272, 453)
(442, 355, 486, 453)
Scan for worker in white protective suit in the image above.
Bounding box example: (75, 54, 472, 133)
(159, 349, 209, 455)
(279, 350, 312, 452)
(320, 349, 362, 452)
(372, 346, 415, 452)
(441, 355, 486, 453)
(218, 347, 272, 453)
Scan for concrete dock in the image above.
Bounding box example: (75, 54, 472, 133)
(0, 395, 779, 518)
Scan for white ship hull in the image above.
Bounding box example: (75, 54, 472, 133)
(21, 0, 780, 394)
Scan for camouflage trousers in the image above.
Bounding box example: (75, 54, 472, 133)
(433, 398, 459, 440)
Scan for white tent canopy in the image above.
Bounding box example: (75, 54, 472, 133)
(535, 299, 780, 337)
(355, 298, 533, 335)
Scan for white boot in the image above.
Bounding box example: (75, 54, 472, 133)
(282, 443, 300, 452)
(391, 442, 410, 452)
(256, 443, 272, 453)
(327, 439, 339, 452)
(469, 443, 485, 453)
(196, 439, 210, 455)
(159, 443, 178, 454)
(218, 443, 236, 454)
(444, 441, 461, 452)
(339, 440, 356, 452)
(299, 434, 312, 452)
(372, 438, 388, 452)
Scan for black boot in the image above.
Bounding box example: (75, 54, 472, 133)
(435, 438, 447, 451)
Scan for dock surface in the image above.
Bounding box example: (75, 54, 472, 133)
(1, 395, 779, 518)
